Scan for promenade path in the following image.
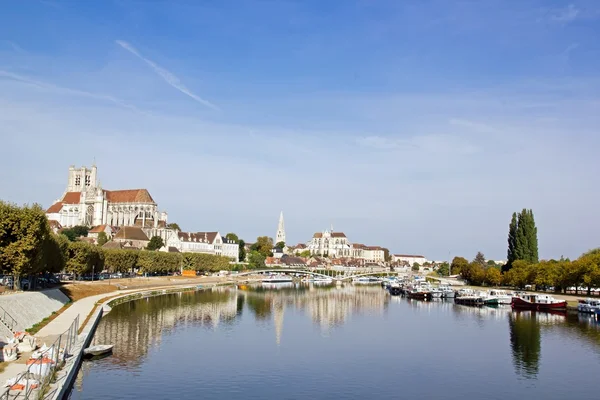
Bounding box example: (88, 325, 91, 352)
(0, 275, 248, 387)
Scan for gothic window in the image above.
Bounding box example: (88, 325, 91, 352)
(86, 205, 94, 226)
(75, 176, 81, 186)
(85, 174, 91, 186)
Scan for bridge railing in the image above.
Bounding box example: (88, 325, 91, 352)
(0, 305, 17, 333)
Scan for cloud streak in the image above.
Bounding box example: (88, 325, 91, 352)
(115, 40, 219, 111)
(0, 70, 143, 112)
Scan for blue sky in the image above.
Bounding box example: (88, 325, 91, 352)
(1, 0, 599, 261)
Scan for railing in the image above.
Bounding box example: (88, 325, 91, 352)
(0, 315, 80, 400)
(0, 306, 17, 333)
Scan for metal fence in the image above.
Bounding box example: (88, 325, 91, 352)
(0, 306, 17, 333)
(1, 315, 79, 400)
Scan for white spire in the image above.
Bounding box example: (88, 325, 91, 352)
(275, 211, 286, 245)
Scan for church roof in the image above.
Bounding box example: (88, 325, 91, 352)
(313, 232, 323, 238)
(89, 224, 110, 233)
(331, 232, 346, 238)
(105, 189, 155, 204)
(62, 192, 81, 204)
(114, 227, 149, 241)
(178, 231, 219, 244)
(46, 202, 63, 213)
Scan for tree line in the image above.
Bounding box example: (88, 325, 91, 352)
(0, 202, 234, 281)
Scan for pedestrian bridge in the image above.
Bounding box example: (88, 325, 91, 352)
(235, 269, 407, 282)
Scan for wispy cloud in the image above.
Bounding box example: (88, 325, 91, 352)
(356, 134, 480, 155)
(115, 40, 219, 111)
(0, 70, 142, 112)
(2, 40, 27, 54)
(549, 4, 580, 24)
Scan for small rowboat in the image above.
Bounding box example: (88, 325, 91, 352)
(83, 344, 114, 357)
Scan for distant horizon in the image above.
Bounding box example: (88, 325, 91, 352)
(1, 1, 598, 261)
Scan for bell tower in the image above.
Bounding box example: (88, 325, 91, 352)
(275, 211, 286, 245)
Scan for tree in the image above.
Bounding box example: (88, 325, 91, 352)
(166, 223, 181, 231)
(473, 252, 486, 267)
(43, 233, 69, 274)
(248, 250, 266, 269)
(275, 241, 285, 250)
(486, 260, 497, 267)
(382, 248, 391, 263)
(104, 249, 138, 273)
(299, 250, 311, 258)
(437, 262, 450, 277)
(238, 239, 246, 262)
(485, 268, 502, 286)
(450, 256, 469, 276)
(251, 236, 273, 257)
(146, 236, 165, 251)
(66, 241, 95, 277)
(97, 232, 109, 246)
(0, 202, 50, 279)
(507, 209, 539, 270)
(225, 233, 239, 243)
(507, 212, 518, 270)
(411, 262, 420, 272)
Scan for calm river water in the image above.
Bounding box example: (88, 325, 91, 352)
(69, 284, 600, 400)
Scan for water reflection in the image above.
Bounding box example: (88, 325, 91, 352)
(509, 311, 543, 379)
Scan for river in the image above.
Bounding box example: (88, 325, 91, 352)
(69, 283, 600, 399)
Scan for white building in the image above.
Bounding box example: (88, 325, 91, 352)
(46, 164, 168, 228)
(392, 254, 428, 266)
(307, 229, 351, 257)
(166, 231, 239, 262)
(275, 211, 286, 245)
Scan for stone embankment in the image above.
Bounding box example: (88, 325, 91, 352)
(0, 288, 70, 337)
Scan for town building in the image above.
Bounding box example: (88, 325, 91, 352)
(165, 231, 239, 262)
(46, 164, 168, 229)
(307, 229, 352, 257)
(392, 254, 428, 266)
(112, 226, 150, 249)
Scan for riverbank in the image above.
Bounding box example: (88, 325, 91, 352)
(0, 275, 263, 398)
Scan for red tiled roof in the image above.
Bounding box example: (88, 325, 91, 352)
(47, 202, 63, 213)
(331, 232, 346, 238)
(62, 192, 81, 204)
(114, 227, 149, 241)
(89, 224, 109, 233)
(313, 232, 323, 238)
(104, 189, 155, 204)
(178, 231, 219, 244)
(394, 254, 425, 258)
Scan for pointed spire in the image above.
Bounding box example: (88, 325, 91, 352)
(276, 211, 286, 245)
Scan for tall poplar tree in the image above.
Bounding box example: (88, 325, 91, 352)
(506, 209, 539, 270)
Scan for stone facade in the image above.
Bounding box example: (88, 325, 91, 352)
(166, 231, 239, 262)
(392, 254, 428, 265)
(46, 165, 168, 229)
(307, 230, 351, 257)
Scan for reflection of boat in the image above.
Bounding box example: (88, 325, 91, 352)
(262, 275, 293, 283)
(489, 290, 512, 305)
(352, 277, 381, 284)
(511, 294, 567, 311)
(84, 344, 114, 357)
(578, 299, 600, 313)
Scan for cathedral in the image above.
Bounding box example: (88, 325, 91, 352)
(46, 164, 168, 228)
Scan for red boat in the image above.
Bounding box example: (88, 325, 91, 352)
(511, 294, 567, 311)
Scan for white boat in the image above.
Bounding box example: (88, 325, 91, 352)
(261, 275, 293, 283)
(352, 277, 381, 284)
(83, 344, 114, 356)
(440, 286, 455, 298)
(489, 290, 512, 305)
(578, 299, 600, 313)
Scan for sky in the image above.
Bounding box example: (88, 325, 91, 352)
(0, 0, 599, 261)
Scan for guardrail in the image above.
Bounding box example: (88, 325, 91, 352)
(0, 306, 17, 333)
(1, 315, 79, 400)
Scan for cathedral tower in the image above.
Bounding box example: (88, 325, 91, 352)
(275, 211, 286, 245)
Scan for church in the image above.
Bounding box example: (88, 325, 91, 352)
(46, 164, 168, 229)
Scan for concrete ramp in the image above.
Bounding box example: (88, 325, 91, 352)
(0, 288, 70, 336)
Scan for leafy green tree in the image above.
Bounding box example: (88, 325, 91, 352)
(450, 256, 469, 276)
(72, 225, 89, 237)
(0, 202, 50, 278)
(43, 233, 69, 274)
(166, 223, 181, 231)
(62, 229, 78, 242)
(487, 260, 497, 267)
(252, 236, 273, 257)
(437, 262, 450, 277)
(275, 241, 285, 250)
(382, 248, 391, 263)
(248, 250, 266, 269)
(485, 267, 502, 286)
(299, 250, 311, 258)
(473, 252, 486, 267)
(104, 249, 139, 273)
(506, 212, 518, 270)
(238, 239, 246, 262)
(146, 236, 165, 251)
(225, 233, 239, 242)
(97, 232, 109, 246)
(411, 263, 420, 272)
(66, 241, 96, 277)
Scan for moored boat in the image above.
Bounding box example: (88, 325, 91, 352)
(84, 344, 114, 357)
(578, 298, 600, 313)
(489, 290, 512, 305)
(511, 294, 567, 311)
